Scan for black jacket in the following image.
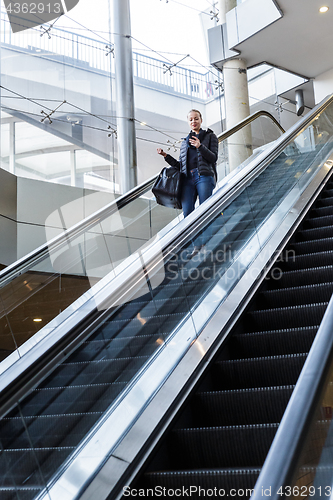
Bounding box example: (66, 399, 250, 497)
(164, 128, 218, 179)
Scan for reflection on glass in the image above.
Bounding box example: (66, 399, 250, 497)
(0, 123, 10, 172)
(0, 103, 332, 369)
(216, 114, 284, 181)
(288, 364, 333, 498)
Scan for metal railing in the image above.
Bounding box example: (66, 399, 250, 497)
(0, 8, 220, 101)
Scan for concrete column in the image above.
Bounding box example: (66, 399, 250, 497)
(70, 149, 76, 187)
(224, 59, 250, 128)
(218, 0, 252, 172)
(226, 0, 237, 12)
(223, 58, 252, 171)
(112, 0, 137, 194)
(9, 121, 15, 174)
(219, 0, 237, 23)
(218, 0, 226, 23)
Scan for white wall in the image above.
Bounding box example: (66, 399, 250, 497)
(314, 67, 333, 104)
(0, 167, 116, 265)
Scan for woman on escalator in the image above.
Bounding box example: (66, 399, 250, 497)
(157, 109, 218, 219)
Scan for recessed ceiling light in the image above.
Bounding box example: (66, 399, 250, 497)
(33, 318, 42, 322)
(319, 6, 329, 13)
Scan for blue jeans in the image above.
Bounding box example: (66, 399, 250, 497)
(181, 169, 215, 218)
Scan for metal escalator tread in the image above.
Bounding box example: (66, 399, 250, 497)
(23, 384, 127, 416)
(135, 169, 333, 496)
(291, 237, 333, 254)
(0, 446, 75, 487)
(259, 283, 333, 307)
(193, 386, 294, 426)
(321, 188, 333, 197)
(213, 354, 307, 389)
(310, 205, 333, 217)
(316, 197, 333, 207)
(283, 250, 333, 270)
(305, 214, 333, 228)
(169, 423, 279, 469)
(72, 334, 163, 362)
(229, 326, 317, 358)
(272, 266, 333, 287)
(297, 225, 333, 240)
(0, 412, 103, 448)
(248, 303, 328, 329)
(144, 468, 261, 495)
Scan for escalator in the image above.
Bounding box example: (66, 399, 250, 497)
(0, 100, 332, 500)
(136, 171, 333, 497)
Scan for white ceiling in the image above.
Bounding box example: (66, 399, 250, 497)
(234, 0, 333, 79)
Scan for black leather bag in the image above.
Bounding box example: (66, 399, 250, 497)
(152, 166, 182, 209)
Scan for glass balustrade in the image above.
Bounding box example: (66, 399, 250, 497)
(0, 97, 333, 500)
(0, 112, 285, 369)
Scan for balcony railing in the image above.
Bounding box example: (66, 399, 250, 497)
(0, 8, 220, 102)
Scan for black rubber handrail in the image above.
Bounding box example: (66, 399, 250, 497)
(0, 110, 284, 287)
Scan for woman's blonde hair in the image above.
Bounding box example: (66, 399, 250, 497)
(187, 109, 202, 120)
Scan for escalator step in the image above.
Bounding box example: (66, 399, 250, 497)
(310, 206, 333, 218)
(151, 279, 200, 300)
(213, 353, 307, 389)
(320, 188, 333, 198)
(228, 326, 317, 358)
(297, 226, 333, 241)
(316, 197, 333, 207)
(170, 423, 278, 468)
(273, 266, 333, 287)
(291, 238, 333, 255)
(248, 303, 327, 330)
(96, 316, 164, 342)
(259, 283, 333, 308)
(281, 250, 333, 271)
(193, 386, 294, 426)
(304, 214, 333, 228)
(143, 468, 261, 497)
